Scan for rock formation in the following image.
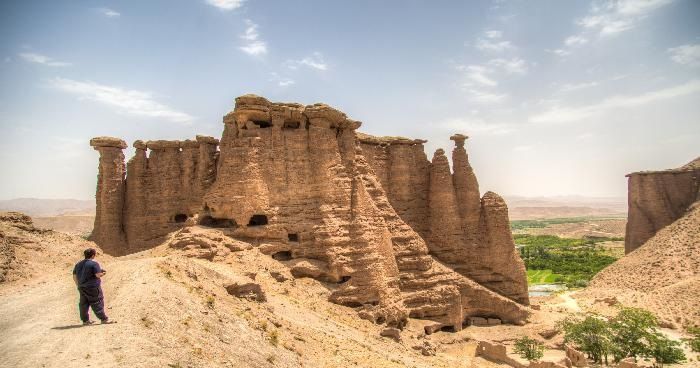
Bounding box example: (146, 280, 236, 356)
(89, 94, 530, 330)
(625, 157, 700, 254)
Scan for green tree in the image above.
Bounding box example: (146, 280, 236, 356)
(560, 315, 612, 364)
(513, 336, 545, 361)
(609, 307, 658, 360)
(686, 327, 700, 353)
(647, 332, 686, 367)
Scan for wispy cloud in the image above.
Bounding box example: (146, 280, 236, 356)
(269, 72, 295, 87)
(206, 0, 244, 10)
(19, 52, 71, 67)
(577, 0, 674, 36)
(285, 52, 328, 71)
(467, 89, 508, 104)
(488, 57, 528, 74)
(98, 8, 120, 17)
(458, 65, 498, 87)
(559, 81, 599, 92)
(529, 79, 700, 123)
(564, 35, 588, 46)
(668, 44, 700, 67)
(474, 29, 513, 52)
(239, 19, 267, 56)
(49, 77, 194, 123)
(440, 117, 516, 135)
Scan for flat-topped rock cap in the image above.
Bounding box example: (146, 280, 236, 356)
(146, 140, 181, 150)
(90, 136, 127, 149)
(357, 132, 427, 146)
(196, 135, 219, 144)
(133, 140, 147, 149)
(450, 134, 469, 146)
(626, 156, 700, 176)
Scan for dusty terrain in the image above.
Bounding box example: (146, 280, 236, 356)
(579, 201, 700, 330)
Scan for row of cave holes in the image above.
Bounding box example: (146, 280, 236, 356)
(173, 213, 270, 227)
(244, 121, 303, 130)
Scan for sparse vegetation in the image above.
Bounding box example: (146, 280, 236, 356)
(516, 234, 619, 287)
(560, 307, 686, 366)
(205, 295, 215, 309)
(510, 217, 625, 231)
(513, 336, 545, 361)
(269, 329, 279, 346)
(686, 327, 700, 353)
(140, 315, 154, 328)
(266, 354, 276, 364)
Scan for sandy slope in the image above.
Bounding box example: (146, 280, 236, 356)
(1, 214, 514, 368)
(579, 202, 700, 329)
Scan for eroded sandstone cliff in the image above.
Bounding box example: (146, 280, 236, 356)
(89, 95, 530, 330)
(625, 157, 700, 254)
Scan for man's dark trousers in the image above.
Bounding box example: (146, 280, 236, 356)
(78, 285, 107, 322)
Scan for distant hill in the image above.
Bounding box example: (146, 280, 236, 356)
(503, 195, 627, 220)
(0, 198, 94, 217)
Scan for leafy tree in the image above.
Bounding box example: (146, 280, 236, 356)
(648, 332, 686, 367)
(686, 327, 700, 353)
(513, 336, 545, 361)
(609, 307, 658, 360)
(560, 315, 612, 364)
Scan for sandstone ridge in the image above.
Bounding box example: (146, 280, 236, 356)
(89, 94, 530, 331)
(625, 156, 700, 254)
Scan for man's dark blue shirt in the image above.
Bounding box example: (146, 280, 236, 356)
(72, 259, 102, 287)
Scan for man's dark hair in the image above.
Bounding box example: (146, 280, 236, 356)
(84, 248, 97, 259)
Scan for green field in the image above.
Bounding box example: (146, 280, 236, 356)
(516, 234, 621, 288)
(527, 269, 560, 284)
(510, 216, 625, 231)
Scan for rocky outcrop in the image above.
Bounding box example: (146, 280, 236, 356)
(89, 137, 127, 254)
(625, 157, 700, 254)
(90, 95, 530, 329)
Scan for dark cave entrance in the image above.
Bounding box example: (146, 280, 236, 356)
(252, 120, 272, 128)
(173, 214, 188, 223)
(271, 251, 292, 261)
(248, 214, 268, 226)
(199, 215, 237, 228)
(287, 233, 299, 242)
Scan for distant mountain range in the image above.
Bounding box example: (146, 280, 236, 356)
(0, 198, 95, 217)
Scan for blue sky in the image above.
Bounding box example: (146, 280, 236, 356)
(0, 0, 698, 199)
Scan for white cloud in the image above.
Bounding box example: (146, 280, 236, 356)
(440, 117, 515, 135)
(668, 44, 700, 67)
(564, 35, 588, 46)
(269, 72, 295, 87)
(529, 79, 700, 123)
(239, 20, 267, 56)
(286, 52, 328, 71)
(548, 48, 572, 57)
(475, 38, 513, 52)
(458, 65, 498, 87)
(474, 29, 513, 52)
(559, 81, 599, 92)
(49, 77, 194, 123)
(99, 8, 120, 17)
(467, 89, 508, 104)
(206, 0, 244, 10)
(577, 0, 674, 36)
(488, 57, 528, 74)
(484, 30, 503, 39)
(19, 52, 71, 67)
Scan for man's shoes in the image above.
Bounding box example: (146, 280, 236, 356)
(82, 321, 95, 326)
(100, 318, 116, 324)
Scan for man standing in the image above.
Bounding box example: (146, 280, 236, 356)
(72, 248, 115, 325)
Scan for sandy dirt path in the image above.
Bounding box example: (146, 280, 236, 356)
(0, 258, 165, 368)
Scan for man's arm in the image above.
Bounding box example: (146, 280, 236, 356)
(73, 274, 79, 286)
(94, 263, 106, 278)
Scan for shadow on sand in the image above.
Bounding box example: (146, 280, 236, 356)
(51, 324, 96, 330)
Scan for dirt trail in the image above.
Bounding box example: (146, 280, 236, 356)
(0, 258, 162, 367)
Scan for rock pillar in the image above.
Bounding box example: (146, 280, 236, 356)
(427, 149, 466, 263)
(89, 136, 127, 254)
(450, 134, 481, 243)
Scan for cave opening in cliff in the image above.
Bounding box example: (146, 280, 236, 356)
(252, 120, 272, 128)
(440, 325, 456, 333)
(248, 214, 268, 226)
(199, 215, 237, 228)
(288, 233, 299, 242)
(283, 121, 300, 129)
(173, 214, 188, 223)
(271, 251, 292, 261)
(338, 276, 351, 284)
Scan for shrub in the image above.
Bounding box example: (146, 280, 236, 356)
(686, 327, 700, 353)
(609, 307, 658, 360)
(513, 336, 545, 361)
(560, 315, 612, 364)
(648, 332, 686, 367)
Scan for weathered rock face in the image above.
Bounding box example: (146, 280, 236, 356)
(89, 137, 127, 252)
(625, 157, 700, 254)
(90, 95, 530, 329)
